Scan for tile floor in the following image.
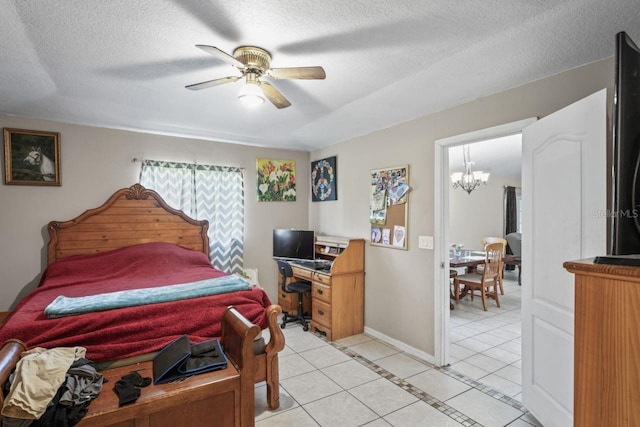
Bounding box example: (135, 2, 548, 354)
(255, 270, 541, 426)
(449, 269, 523, 401)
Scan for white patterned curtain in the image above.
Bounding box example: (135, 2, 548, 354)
(139, 161, 194, 213)
(140, 160, 244, 274)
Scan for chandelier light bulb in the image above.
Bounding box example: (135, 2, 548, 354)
(450, 145, 490, 194)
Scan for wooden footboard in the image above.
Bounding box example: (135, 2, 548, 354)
(222, 305, 261, 426)
(255, 304, 285, 409)
(222, 304, 285, 414)
(0, 338, 27, 408)
(0, 306, 282, 427)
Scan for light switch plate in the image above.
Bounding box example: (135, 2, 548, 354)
(419, 235, 433, 250)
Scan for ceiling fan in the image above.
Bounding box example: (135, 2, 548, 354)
(186, 45, 326, 109)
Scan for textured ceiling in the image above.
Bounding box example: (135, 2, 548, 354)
(0, 0, 639, 151)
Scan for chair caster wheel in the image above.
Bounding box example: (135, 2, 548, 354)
(280, 323, 286, 329)
(303, 324, 309, 332)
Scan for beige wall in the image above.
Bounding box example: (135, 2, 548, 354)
(449, 175, 522, 250)
(1, 57, 614, 360)
(0, 117, 310, 310)
(310, 57, 614, 358)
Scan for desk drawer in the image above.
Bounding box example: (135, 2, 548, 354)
(312, 299, 331, 328)
(311, 321, 332, 341)
(279, 290, 311, 315)
(291, 266, 313, 280)
(312, 282, 331, 304)
(313, 272, 331, 285)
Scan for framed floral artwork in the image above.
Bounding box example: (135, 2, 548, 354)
(311, 156, 337, 202)
(256, 158, 296, 201)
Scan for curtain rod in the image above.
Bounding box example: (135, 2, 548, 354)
(131, 157, 245, 171)
(131, 158, 199, 165)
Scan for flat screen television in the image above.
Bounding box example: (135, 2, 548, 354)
(609, 31, 640, 255)
(272, 229, 315, 261)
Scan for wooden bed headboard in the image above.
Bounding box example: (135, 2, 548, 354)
(47, 184, 209, 265)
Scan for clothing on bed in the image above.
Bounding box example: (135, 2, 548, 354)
(1, 346, 86, 420)
(0, 243, 271, 363)
(30, 357, 103, 426)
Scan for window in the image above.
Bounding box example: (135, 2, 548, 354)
(140, 160, 244, 274)
(503, 185, 521, 236)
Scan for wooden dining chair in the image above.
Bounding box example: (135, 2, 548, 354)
(453, 242, 503, 311)
(480, 236, 507, 294)
(449, 270, 458, 310)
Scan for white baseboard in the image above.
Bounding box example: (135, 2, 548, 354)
(363, 326, 439, 366)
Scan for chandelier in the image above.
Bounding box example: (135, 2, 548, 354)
(450, 145, 490, 194)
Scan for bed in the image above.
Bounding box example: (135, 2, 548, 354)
(0, 183, 285, 426)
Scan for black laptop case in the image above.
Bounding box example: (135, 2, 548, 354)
(153, 335, 228, 384)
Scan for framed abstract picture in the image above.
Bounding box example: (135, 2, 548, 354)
(3, 128, 61, 186)
(256, 158, 296, 201)
(311, 156, 337, 202)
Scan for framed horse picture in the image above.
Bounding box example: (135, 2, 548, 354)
(3, 128, 61, 186)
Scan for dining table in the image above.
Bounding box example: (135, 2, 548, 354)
(450, 250, 519, 273)
(449, 250, 520, 307)
(449, 250, 487, 273)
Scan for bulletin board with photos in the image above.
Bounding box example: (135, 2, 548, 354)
(369, 165, 410, 250)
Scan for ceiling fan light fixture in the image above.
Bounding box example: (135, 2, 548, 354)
(238, 82, 264, 107)
(188, 44, 324, 109)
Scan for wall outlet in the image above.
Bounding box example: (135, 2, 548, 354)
(419, 235, 433, 250)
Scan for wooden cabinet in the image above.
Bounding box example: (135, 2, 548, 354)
(277, 271, 312, 315)
(311, 236, 365, 341)
(278, 262, 312, 315)
(564, 259, 640, 427)
(78, 360, 241, 427)
(277, 236, 365, 341)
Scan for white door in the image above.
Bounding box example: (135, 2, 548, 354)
(521, 89, 606, 426)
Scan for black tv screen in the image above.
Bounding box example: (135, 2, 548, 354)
(273, 229, 315, 260)
(610, 31, 640, 255)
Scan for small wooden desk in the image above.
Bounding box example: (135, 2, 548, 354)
(80, 361, 241, 427)
(287, 262, 364, 341)
(277, 237, 364, 341)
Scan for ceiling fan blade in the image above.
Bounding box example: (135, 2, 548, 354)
(260, 82, 291, 109)
(185, 76, 240, 90)
(195, 45, 245, 69)
(267, 66, 326, 80)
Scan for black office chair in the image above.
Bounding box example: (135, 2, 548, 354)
(277, 260, 312, 331)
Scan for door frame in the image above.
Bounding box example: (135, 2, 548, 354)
(433, 117, 537, 366)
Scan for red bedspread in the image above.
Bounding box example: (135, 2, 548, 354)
(0, 242, 271, 362)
